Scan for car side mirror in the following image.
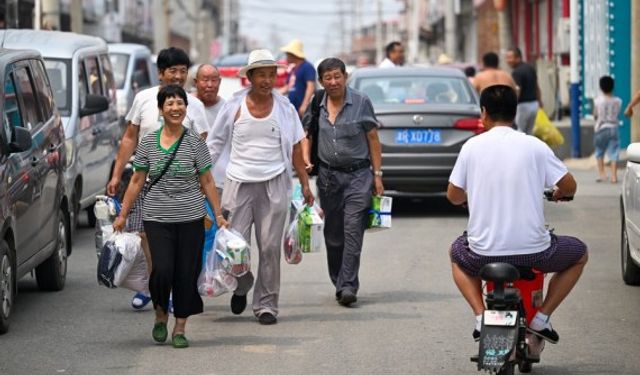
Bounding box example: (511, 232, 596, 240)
(8, 126, 32, 153)
(80, 94, 109, 117)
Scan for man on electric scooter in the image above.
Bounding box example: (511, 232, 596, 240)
(446, 84, 588, 344)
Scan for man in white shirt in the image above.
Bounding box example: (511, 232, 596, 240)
(208, 49, 314, 325)
(379, 41, 404, 68)
(447, 85, 588, 344)
(106, 47, 209, 310)
(194, 63, 225, 139)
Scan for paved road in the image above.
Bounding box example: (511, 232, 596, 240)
(1, 169, 639, 375)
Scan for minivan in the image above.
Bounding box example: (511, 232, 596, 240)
(0, 48, 71, 334)
(107, 43, 158, 131)
(0, 30, 121, 229)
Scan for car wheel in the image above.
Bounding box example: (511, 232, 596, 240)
(36, 208, 69, 291)
(0, 241, 13, 334)
(620, 196, 640, 286)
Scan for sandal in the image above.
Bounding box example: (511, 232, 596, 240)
(172, 333, 189, 349)
(152, 322, 168, 343)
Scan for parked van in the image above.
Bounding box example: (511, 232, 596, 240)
(0, 48, 71, 333)
(107, 43, 158, 130)
(0, 30, 121, 229)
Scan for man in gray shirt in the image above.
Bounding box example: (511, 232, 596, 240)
(303, 58, 384, 307)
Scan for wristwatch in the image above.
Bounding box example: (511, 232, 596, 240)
(374, 170, 383, 177)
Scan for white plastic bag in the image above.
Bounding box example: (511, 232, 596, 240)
(283, 208, 303, 265)
(197, 249, 238, 297)
(111, 232, 148, 293)
(214, 228, 251, 277)
(118, 250, 149, 293)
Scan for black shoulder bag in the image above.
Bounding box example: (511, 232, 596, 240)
(308, 89, 325, 176)
(145, 130, 186, 194)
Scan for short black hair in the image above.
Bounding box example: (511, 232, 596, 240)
(482, 52, 499, 68)
(508, 47, 523, 59)
(157, 84, 188, 108)
(317, 58, 346, 79)
(157, 47, 191, 71)
(385, 41, 402, 58)
(599, 75, 614, 94)
(480, 85, 518, 122)
(464, 66, 476, 78)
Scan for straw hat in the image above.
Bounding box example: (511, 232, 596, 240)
(238, 49, 287, 78)
(437, 53, 453, 65)
(280, 39, 305, 59)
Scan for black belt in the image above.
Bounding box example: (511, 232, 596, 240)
(318, 159, 370, 173)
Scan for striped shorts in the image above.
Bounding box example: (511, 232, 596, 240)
(450, 232, 587, 277)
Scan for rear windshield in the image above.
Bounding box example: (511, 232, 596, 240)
(43, 58, 71, 115)
(353, 76, 476, 106)
(109, 53, 129, 89)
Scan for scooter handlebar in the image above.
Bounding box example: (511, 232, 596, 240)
(544, 189, 574, 202)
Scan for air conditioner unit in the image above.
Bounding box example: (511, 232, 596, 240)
(556, 18, 571, 54)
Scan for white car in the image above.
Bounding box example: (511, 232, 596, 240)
(621, 143, 640, 285)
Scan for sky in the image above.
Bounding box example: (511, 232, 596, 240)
(239, 0, 404, 63)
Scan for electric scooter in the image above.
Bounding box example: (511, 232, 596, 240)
(470, 191, 572, 374)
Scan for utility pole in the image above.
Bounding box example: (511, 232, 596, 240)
(406, 0, 420, 64)
(375, 0, 383, 64)
(221, 0, 230, 55)
(34, 0, 41, 29)
(631, 0, 640, 142)
(153, 0, 170, 53)
(70, 0, 83, 33)
(496, 2, 512, 69)
(444, 0, 457, 61)
(569, 0, 581, 157)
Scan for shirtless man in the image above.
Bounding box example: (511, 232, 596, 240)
(473, 52, 517, 94)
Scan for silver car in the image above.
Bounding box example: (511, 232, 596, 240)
(348, 67, 481, 196)
(0, 30, 120, 229)
(620, 143, 640, 285)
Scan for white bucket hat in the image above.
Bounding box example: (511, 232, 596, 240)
(238, 49, 286, 78)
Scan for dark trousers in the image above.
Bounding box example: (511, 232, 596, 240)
(143, 219, 204, 319)
(317, 166, 373, 294)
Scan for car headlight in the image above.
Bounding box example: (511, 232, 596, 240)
(65, 139, 75, 167)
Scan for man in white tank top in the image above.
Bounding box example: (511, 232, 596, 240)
(207, 50, 314, 325)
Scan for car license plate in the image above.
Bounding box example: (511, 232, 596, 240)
(394, 129, 441, 144)
(483, 310, 518, 326)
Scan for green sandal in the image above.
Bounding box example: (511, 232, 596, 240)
(152, 322, 168, 343)
(172, 333, 189, 349)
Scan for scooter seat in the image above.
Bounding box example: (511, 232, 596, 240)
(479, 263, 520, 283)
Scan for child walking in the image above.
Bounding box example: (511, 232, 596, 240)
(593, 76, 623, 183)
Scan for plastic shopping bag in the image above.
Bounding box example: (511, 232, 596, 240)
(214, 228, 251, 277)
(112, 232, 143, 287)
(533, 109, 564, 146)
(283, 209, 303, 265)
(118, 250, 149, 293)
(297, 204, 324, 253)
(94, 195, 121, 256)
(197, 248, 238, 297)
(368, 195, 393, 231)
(97, 237, 121, 289)
(202, 200, 218, 266)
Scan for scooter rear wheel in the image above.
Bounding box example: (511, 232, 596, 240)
(497, 363, 515, 375)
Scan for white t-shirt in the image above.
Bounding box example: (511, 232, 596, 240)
(449, 126, 568, 256)
(125, 86, 209, 143)
(226, 97, 285, 182)
(594, 95, 622, 132)
(203, 98, 226, 133)
(379, 58, 397, 68)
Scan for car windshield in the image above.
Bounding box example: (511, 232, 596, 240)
(109, 53, 129, 89)
(43, 58, 71, 115)
(216, 53, 249, 67)
(354, 76, 476, 106)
